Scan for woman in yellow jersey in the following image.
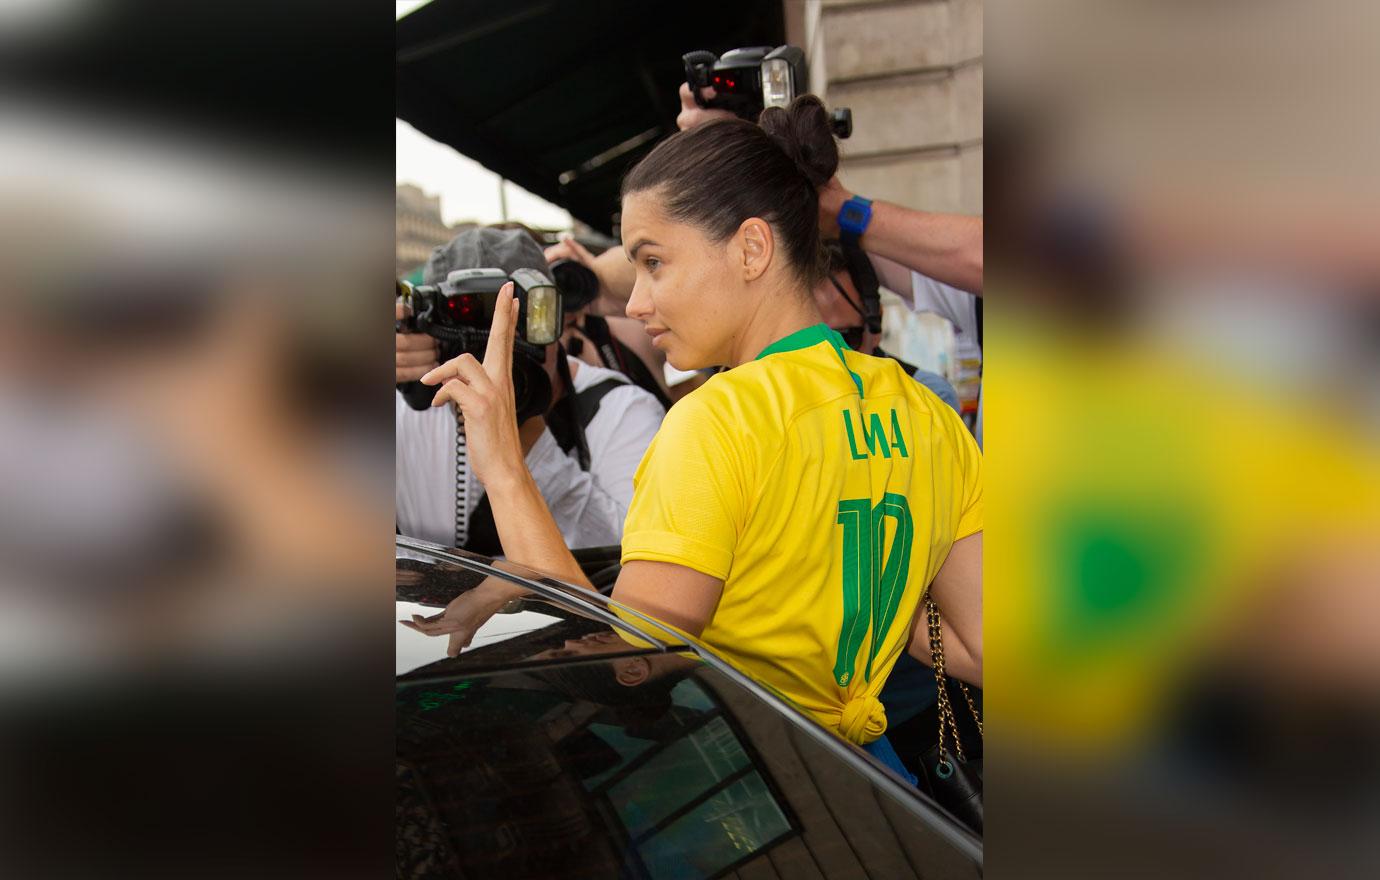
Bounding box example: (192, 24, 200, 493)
(416, 96, 982, 777)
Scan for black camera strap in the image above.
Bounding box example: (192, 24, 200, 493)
(550, 348, 591, 471)
(840, 240, 883, 336)
(545, 376, 629, 469)
(872, 346, 922, 377)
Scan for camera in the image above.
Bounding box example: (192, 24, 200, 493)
(683, 45, 852, 138)
(549, 258, 600, 313)
(396, 267, 563, 420)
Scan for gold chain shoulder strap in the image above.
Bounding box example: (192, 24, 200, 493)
(925, 597, 982, 777)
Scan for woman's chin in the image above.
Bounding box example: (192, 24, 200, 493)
(662, 338, 716, 372)
(665, 350, 701, 372)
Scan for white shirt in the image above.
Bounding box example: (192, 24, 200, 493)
(909, 270, 980, 353)
(396, 359, 665, 549)
(910, 270, 982, 448)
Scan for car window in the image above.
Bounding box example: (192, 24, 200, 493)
(397, 659, 979, 879)
(398, 661, 796, 879)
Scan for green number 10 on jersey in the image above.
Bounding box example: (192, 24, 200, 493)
(833, 493, 914, 687)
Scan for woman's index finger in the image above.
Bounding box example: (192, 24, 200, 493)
(483, 281, 517, 376)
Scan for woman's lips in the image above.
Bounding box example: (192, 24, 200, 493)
(646, 327, 668, 346)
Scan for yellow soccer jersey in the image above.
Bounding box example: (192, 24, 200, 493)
(620, 324, 982, 744)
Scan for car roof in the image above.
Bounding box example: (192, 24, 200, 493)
(396, 536, 691, 675)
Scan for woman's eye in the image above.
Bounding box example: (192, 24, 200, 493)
(644, 257, 660, 272)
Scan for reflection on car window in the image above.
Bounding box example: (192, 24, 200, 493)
(639, 771, 792, 879)
(608, 716, 751, 835)
(397, 660, 797, 879)
(396, 551, 686, 678)
(603, 710, 793, 879)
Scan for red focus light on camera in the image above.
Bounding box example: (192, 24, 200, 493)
(444, 294, 480, 322)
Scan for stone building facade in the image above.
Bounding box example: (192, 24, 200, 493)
(396, 183, 476, 279)
(790, 0, 982, 216)
(787, 1, 982, 406)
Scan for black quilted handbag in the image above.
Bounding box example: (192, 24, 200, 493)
(916, 598, 983, 834)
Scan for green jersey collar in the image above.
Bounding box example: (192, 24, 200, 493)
(754, 323, 865, 398)
(754, 323, 841, 360)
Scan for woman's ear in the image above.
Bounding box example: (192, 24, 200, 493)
(735, 218, 775, 282)
(613, 656, 651, 687)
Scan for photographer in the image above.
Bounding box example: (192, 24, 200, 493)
(817, 177, 983, 298)
(815, 239, 962, 414)
(675, 78, 982, 294)
(818, 176, 983, 444)
(396, 228, 664, 551)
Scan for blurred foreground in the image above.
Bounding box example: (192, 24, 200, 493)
(0, 4, 394, 876)
(986, 1, 1380, 876)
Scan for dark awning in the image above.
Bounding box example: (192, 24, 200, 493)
(396, 0, 784, 236)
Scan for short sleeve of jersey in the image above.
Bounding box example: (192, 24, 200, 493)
(620, 391, 746, 580)
(940, 400, 983, 539)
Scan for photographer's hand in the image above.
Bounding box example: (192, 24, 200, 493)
(817, 175, 853, 238)
(542, 234, 598, 270)
(544, 234, 635, 314)
(421, 284, 527, 489)
(677, 83, 736, 131)
(395, 302, 440, 383)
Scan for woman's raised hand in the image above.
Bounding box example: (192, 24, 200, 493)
(420, 283, 527, 488)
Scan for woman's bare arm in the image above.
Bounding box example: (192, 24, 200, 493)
(909, 532, 982, 685)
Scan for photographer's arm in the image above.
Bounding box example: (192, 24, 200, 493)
(819, 177, 984, 296)
(676, 82, 737, 131)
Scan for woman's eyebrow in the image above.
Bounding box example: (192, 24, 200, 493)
(626, 238, 661, 261)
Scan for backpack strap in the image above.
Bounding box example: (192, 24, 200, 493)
(573, 376, 631, 426)
(546, 373, 629, 460)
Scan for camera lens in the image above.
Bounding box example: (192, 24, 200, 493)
(512, 357, 553, 423)
(550, 258, 599, 312)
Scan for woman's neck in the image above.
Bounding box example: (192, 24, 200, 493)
(727, 285, 823, 367)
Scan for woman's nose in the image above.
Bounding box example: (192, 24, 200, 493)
(625, 279, 653, 322)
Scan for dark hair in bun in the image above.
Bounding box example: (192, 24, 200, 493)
(758, 95, 839, 187)
(621, 95, 840, 288)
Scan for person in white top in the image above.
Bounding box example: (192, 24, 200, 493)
(396, 228, 664, 551)
(813, 173, 983, 447)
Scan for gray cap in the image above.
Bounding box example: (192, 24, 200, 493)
(423, 227, 548, 285)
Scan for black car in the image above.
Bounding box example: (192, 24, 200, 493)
(396, 537, 982, 879)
